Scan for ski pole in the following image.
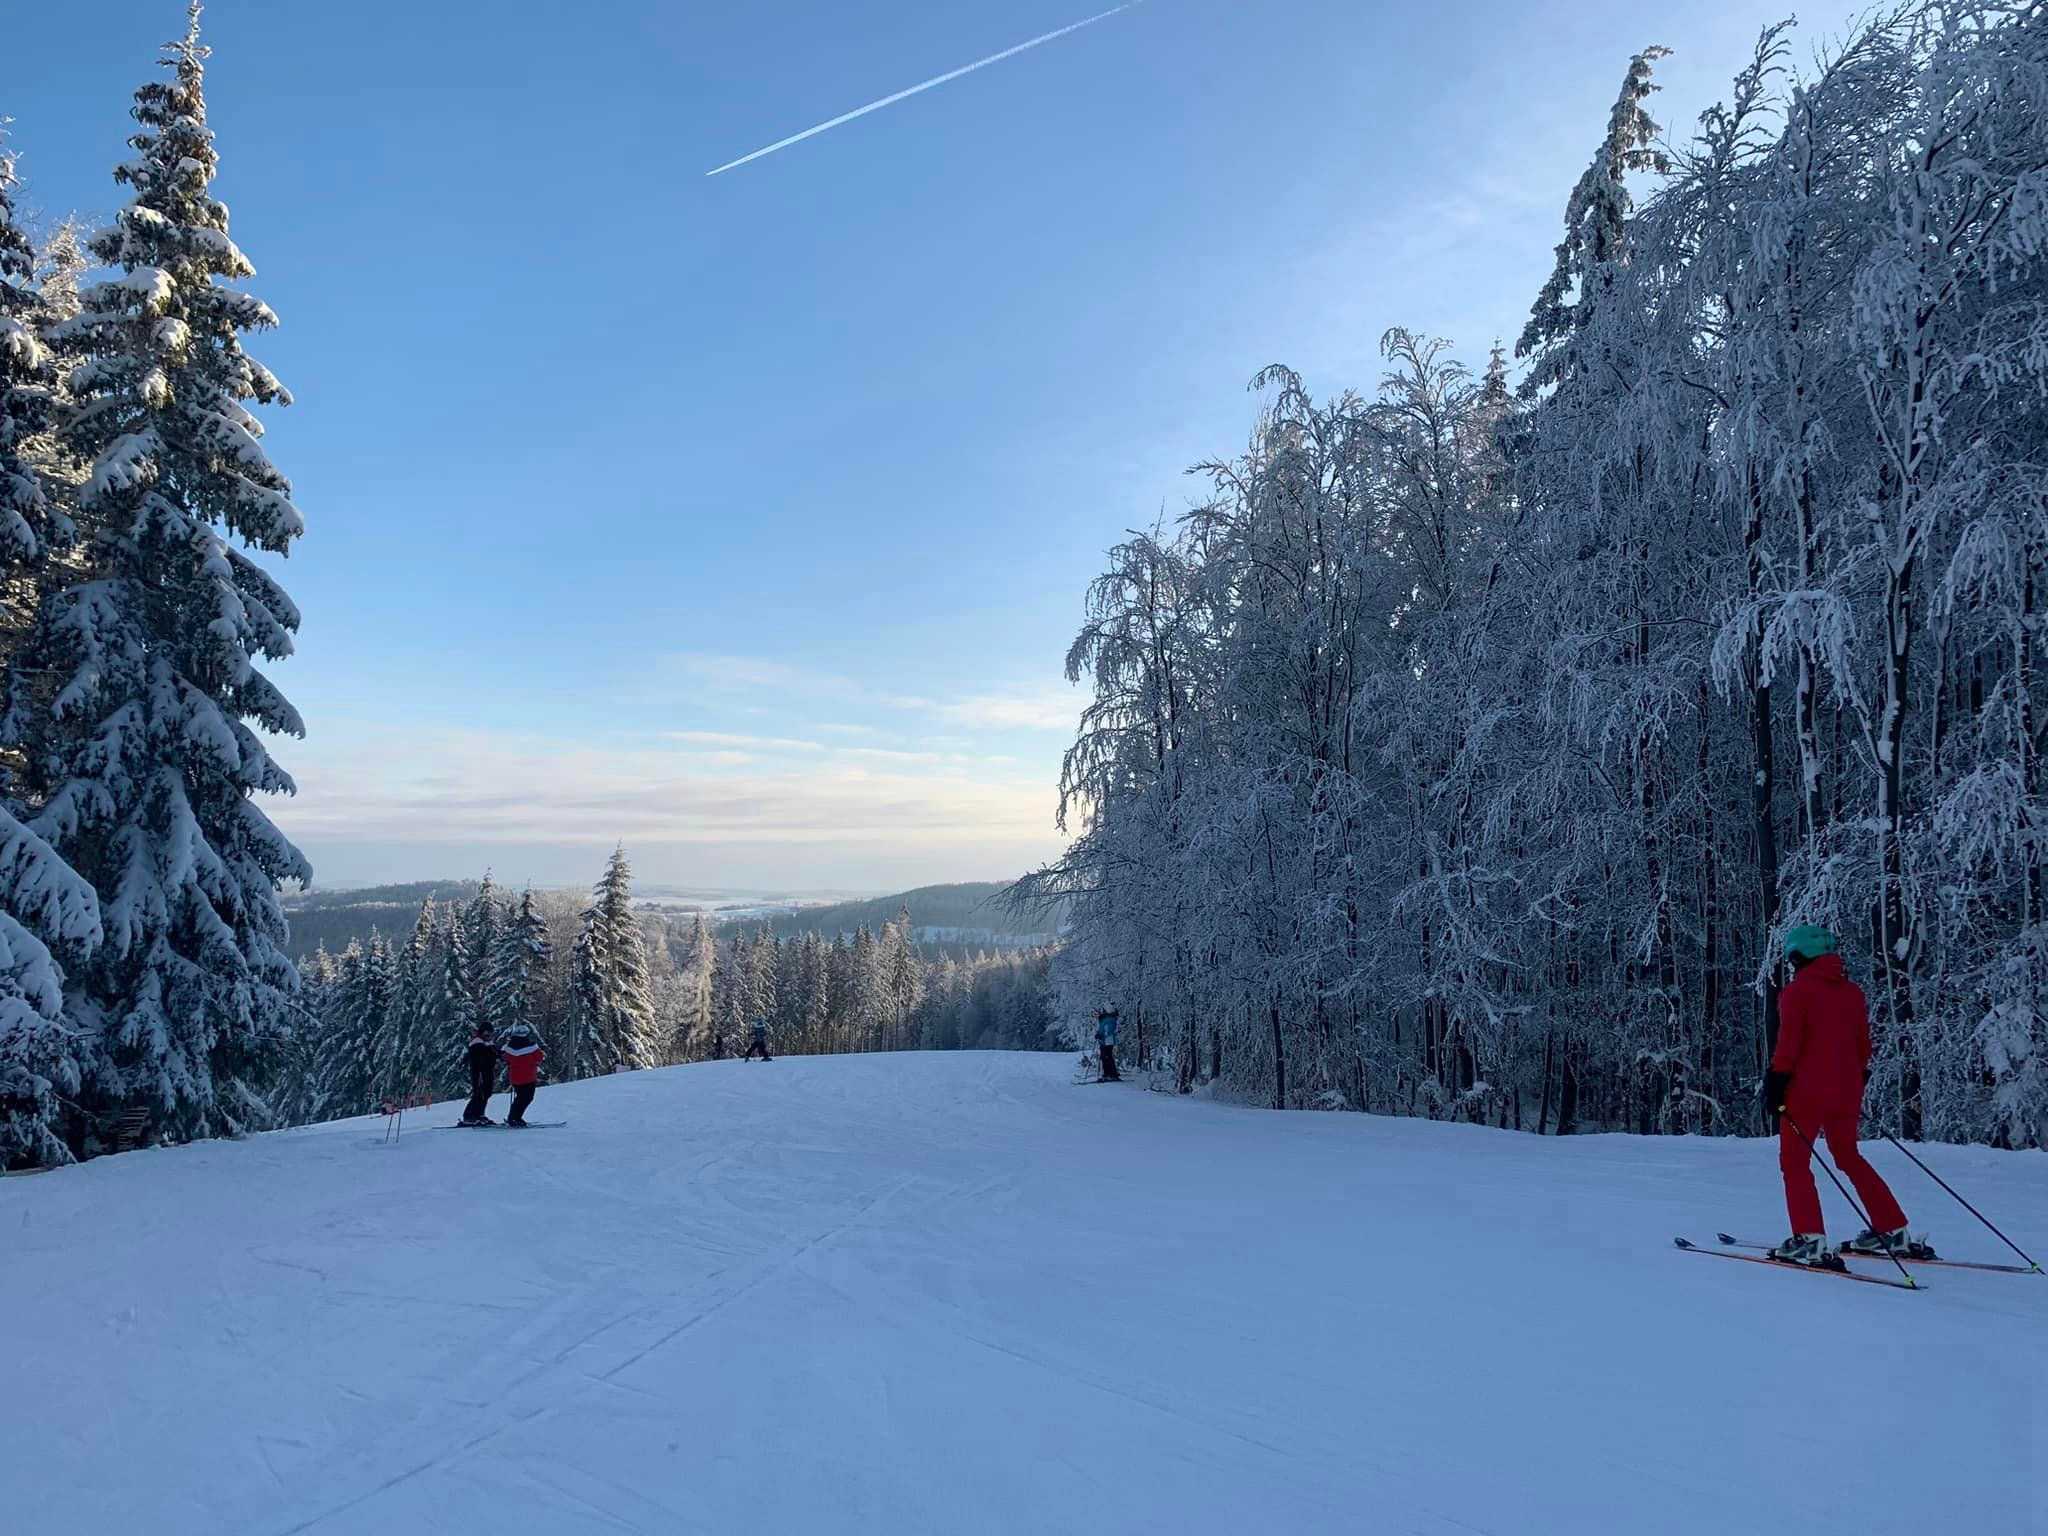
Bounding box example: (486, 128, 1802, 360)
(1782, 1112, 1919, 1287)
(1875, 1130, 2042, 1275)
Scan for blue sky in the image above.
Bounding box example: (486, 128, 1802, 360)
(6, 0, 1812, 892)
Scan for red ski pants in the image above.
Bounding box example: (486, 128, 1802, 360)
(1779, 1111, 1908, 1236)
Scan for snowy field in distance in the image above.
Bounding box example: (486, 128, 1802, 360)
(5, 1052, 2042, 1535)
(630, 887, 856, 924)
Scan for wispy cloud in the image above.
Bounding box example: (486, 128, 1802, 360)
(674, 654, 827, 692)
(281, 661, 1084, 883)
(273, 726, 1059, 857)
(939, 688, 1082, 732)
(668, 652, 1079, 734)
(706, 4, 1142, 177)
(665, 730, 828, 753)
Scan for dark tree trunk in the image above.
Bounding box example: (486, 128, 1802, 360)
(1270, 999, 1286, 1111)
(1877, 542, 1921, 1139)
(1557, 1041, 1579, 1137)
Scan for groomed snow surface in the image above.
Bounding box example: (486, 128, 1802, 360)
(7, 1052, 2042, 1535)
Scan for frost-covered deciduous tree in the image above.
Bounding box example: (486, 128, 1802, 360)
(1027, 3, 2048, 1148)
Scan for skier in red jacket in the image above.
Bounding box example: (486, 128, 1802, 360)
(1763, 926, 1913, 1266)
(499, 1028, 544, 1128)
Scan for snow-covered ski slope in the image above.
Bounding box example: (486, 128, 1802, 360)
(6, 1053, 2042, 1535)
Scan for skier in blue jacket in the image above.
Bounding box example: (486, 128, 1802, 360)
(1094, 1009, 1121, 1082)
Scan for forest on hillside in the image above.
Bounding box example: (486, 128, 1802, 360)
(282, 882, 486, 959)
(284, 879, 1058, 967)
(755, 882, 1061, 952)
(276, 851, 1057, 1134)
(1024, 6, 2048, 1148)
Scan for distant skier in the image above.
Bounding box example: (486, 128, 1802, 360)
(460, 1023, 498, 1126)
(499, 1027, 544, 1128)
(1763, 926, 1914, 1266)
(744, 1019, 773, 1061)
(1094, 1009, 1121, 1082)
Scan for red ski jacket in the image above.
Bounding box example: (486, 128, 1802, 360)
(500, 1041, 543, 1086)
(1770, 953, 1869, 1116)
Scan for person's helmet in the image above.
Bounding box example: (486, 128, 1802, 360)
(1784, 924, 1837, 962)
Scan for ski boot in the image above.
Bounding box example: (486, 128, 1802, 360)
(1841, 1227, 1935, 1261)
(1767, 1234, 1845, 1270)
(460, 1115, 497, 1127)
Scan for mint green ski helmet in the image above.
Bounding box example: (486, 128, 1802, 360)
(1784, 924, 1838, 962)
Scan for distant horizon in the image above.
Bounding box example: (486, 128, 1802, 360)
(285, 871, 1019, 902)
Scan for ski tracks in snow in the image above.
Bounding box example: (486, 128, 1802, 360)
(10, 1052, 2041, 1535)
(265, 1168, 925, 1535)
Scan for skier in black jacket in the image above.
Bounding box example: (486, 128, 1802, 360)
(461, 1024, 499, 1125)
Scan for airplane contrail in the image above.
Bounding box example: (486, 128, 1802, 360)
(706, 3, 1140, 177)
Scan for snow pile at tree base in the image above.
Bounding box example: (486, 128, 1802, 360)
(5, 1052, 2039, 1534)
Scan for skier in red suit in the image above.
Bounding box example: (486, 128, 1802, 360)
(1764, 926, 1912, 1266)
(499, 1028, 544, 1128)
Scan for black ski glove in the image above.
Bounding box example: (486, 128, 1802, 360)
(1762, 1070, 1791, 1133)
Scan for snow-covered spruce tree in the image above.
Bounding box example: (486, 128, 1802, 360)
(567, 847, 658, 1075)
(883, 909, 923, 1052)
(463, 874, 500, 1021)
(601, 853, 658, 1069)
(486, 885, 551, 1040)
(797, 931, 829, 1053)
(378, 900, 439, 1107)
(710, 932, 749, 1058)
(0, 819, 102, 1165)
(6, 8, 310, 1147)
(565, 907, 600, 1080)
(675, 912, 713, 1059)
(273, 946, 330, 1126)
(434, 902, 479, 1089)
(310, 932, 393, 1120)
(772, 931, 804, 1045)
(0, 133, 107, 1168)
(746, 930, 777, 1041)
(1, 128, 70, 640)
(1516, 45, 1671, 396)
(853, 926, 891, 1051)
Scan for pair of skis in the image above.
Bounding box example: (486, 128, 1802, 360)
(1674, 1232, 2040, 1290)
